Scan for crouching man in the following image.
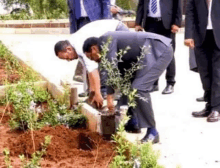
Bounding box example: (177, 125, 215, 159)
(54, 19, 129, 109)
(82, 31, 173, 144)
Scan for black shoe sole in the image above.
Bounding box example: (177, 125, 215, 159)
(141, 135, 160, 144)
(126, 129, 141, 134)
(196, 98, 205, 102)
(162, 90, 174, 94)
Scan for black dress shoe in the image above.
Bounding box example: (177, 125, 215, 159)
(141, 133, 159, 144)
(125, 124, 141, 133)
(162, 85, 174, 94)
(196, 97, 205, 102)
(149, 85, 159, 93)
(192, 109, 211, 117)
(207, 111, 220, 122)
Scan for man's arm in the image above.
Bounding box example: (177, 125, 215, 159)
(135, 0, 144, 31)
(102, 0, 112, 19)
(107, 94, 115, 113)
(88, 69, 103, 109)
(184, 0, 195, 48)
(171, 0, 182, 33)
(172, 0, 182, 28)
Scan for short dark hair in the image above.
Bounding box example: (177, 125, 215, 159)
(54, 40, 72, 56)
(83, 37, 101, 53)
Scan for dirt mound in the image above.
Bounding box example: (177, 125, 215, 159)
(7, 125, 115, 167)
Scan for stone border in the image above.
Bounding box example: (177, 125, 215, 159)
(0, 18, 137, 29)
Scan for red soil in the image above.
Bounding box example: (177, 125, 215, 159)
(0, 112, 115, 168)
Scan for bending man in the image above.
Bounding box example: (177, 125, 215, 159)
(83, 31, 173, 144)
(54, 19, 129, 108)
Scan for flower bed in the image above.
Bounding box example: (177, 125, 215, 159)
(0, 81, 116, 167)
(0, 124, 115, 167)
(0, 42, 41, 86)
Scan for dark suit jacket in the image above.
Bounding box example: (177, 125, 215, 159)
(135, 0, 182, 29)
(68, 0, 111, 33)
(99, 31, 172, 94)
(185, 0, 220, 48)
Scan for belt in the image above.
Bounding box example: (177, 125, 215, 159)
(79, 16, 89, 20)
(147, 17, 162, 22)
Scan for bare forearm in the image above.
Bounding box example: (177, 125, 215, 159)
(88, 69, 101, 94)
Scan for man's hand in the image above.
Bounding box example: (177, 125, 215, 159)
(135, 25, 144, 32)
(184, 39, 195, 49)
(90, 92, 103, 109)
(107, 94, 115, 114)
(111, 6, 120, 14)
(171, 24, 179, 33)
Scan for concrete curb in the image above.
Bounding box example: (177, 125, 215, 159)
(0, 28, 70, 34)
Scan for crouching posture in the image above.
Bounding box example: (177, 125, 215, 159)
(83, 31, 173, 144)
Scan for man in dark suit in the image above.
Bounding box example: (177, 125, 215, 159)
(135, 0, 182, 94)
(82, 31, 173, 143)
(185, 0, 220, 122)
(67, 0, 111, 34)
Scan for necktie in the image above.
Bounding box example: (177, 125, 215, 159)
(151, 0, 157, 14)
(75, 0, 81, 19)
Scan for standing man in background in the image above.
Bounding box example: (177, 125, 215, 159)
(135, 0, 182, 94)
(67, 0, 112, 34)
(185, 0, 220, 122)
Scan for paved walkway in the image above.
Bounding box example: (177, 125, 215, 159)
(0, 34, 84, 92)
(1, 32, 220, 168)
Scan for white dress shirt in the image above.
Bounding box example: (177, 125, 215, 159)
(207, 0, 213, 29)
(148, 0, 161, 18)
(69, 20, 121, 72)
(80, 0, 88, 17)
(111, 0, 116, 5)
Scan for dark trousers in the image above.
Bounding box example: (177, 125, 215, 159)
(76, 17, 90, 30)
(144, 17, 176, 86)
(195, 30, 220, 111)
(118, 44, 173, 128)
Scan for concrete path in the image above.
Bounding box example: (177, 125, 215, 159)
(1, 32, 220, 168)
(0, 34, 84, 93)
(125, 32, 220, 168)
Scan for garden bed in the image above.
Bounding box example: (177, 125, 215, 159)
(0, 42, 41, 86)
(0, 80, 116, 167)
(0, 123, 115, 167)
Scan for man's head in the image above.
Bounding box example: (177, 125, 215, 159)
(83, 37, 101, 62)
(54, 40, 78, 61)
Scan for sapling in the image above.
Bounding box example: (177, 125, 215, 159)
(3, 148, 13, 168)
(99, 39, 163, 168)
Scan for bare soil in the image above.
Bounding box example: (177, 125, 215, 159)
(0, 110, 115, 168)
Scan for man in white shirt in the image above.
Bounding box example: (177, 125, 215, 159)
(54, 19, 129, 108)
(185, 0, 220, 122)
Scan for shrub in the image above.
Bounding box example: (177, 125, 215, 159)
(116, 0, 138, 11)
(2, 0, 68, 19)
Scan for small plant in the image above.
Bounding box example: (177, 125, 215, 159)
(110, 115, 134, 168)
(7, 82, 49, 130)
(19, 135, 52, 168)
(3, 148, 13, 168)
(99, 39, 163, 167)
(4, 81, 87, 130)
